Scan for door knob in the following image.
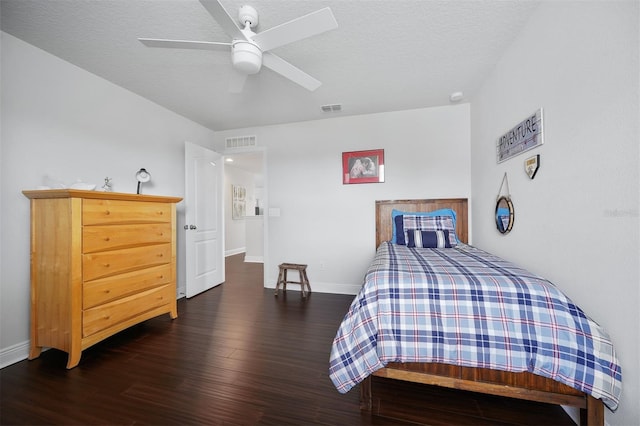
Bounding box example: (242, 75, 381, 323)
(189, 225, 197, 230)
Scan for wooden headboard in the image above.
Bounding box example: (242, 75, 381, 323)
(375, 198, 469, 248)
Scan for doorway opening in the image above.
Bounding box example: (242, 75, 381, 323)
(222, 148, 267, 271)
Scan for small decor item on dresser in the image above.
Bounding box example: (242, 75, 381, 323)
(342, 149, 385, 184)
(69, 180, 96, 190)
(101, 177, 113, 192)
(136, 168, 151, 194)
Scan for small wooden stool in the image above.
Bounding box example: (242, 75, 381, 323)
(275, 263, 311, 298)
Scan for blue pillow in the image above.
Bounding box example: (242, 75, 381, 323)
(391, 208, 458, 244)
(395, 214, 458, 246)
(406, 229, 452, 248)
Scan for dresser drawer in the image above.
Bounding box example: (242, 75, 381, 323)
(83, 243, 171, 282)
(83, 264, 172, 309)
(83, 199, 171, 225)
(83, 223, 172, 253)
(82, 284, 174, 337)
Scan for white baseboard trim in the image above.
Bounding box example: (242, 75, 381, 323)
(244, 255, 263, 263)
(266, 279, 361, 295)
(225, 247, 245, 257)
(0, 340, 30, 369)
(177, 285, 186, 299)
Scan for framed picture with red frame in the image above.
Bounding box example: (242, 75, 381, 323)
(342, 149, 385, 184)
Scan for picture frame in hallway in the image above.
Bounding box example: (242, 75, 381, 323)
(342, 149, 385, 184)
(232, 184, 246, 219)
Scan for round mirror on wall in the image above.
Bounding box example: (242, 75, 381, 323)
(495, 196, 514, 234)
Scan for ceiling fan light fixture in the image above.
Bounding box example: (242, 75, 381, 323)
(232, 40, 262, 74)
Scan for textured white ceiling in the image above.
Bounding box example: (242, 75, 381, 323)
(1, 0, 540, 131)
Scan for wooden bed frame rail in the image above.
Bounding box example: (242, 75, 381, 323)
(363, 198, 604, 426)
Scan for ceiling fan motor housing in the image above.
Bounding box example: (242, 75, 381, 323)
(238, 5, 259, 28)
(232, 40, 262, 74)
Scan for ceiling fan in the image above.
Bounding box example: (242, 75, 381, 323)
(139, 0, 338, 93)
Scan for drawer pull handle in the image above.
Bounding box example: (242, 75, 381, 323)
(105, 210, 111, 215)
(104, 237, 110, 242)
(157, 253, 164, 257)
(103, 263, 110, 268)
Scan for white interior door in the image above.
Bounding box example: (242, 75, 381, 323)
(185, 142, 224, 298)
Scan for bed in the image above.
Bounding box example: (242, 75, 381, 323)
(329, 198, 621, 426)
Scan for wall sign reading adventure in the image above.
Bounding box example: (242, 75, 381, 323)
(496, 108, 544, 163)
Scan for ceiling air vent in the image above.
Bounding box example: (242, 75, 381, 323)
(225, 135, 257, 149)
(321, 104, 342, 113)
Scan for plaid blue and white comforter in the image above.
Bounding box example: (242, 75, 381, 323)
(329, 242, 622, 410)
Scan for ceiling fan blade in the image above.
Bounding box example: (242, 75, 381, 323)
(262, 52, 321, 91)
(228, 71, 248, 93)
(251, 7, 338, 52)
(199, 0, 246, 41)
(138, 38, 231, 51)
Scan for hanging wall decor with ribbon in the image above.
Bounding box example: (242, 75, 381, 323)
(495, 173, 515, 234)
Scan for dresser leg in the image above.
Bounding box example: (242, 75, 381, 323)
(28, 345, 42, 360)
(66, 351, 81, 369)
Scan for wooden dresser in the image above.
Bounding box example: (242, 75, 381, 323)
(22, 189, 182, 368)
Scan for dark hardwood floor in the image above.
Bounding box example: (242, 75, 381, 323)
(0, 254, 575, 425)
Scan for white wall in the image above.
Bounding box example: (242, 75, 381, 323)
(244, 216, 264, 263)
(469, 2, 639, 424)
(215, 104, 471, 294)
(0, 33, 216, 366)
